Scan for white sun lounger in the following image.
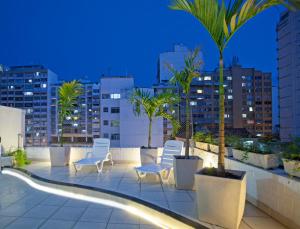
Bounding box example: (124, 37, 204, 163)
(135, 140, 184, 185)
(73, 138, 113, 173)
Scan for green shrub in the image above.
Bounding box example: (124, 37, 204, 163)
(225, 135, 240, 147)
(11, 149, 31, 167)
(193, 131, 214, 144)
(283, 137, 300, 161)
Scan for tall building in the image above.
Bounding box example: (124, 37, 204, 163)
(156, 45, 272, 137)
(50, 80, 101, 145)
(0, 65, 57, 146)
(100, 76, 163, 147)
(190, 61, 272, 137)
(277, 10, 300, 141)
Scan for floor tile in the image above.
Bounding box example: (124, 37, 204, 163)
(23, 205, 58, 219)
(139, 224, 162, 229)
(164, 191, 193, 202)
(168, 201, 197, 219)
(5, 217, 44, 229)
(51, 206, 86, 221)
(73, 221, 107, 229)
(40, 195, 68, 206)
(109, 209, 140, 224)
(243, 203, 268, 217)
(63, 199, 90, 208)
(239, 221, 252, 229)
(106, 223, 140, 229)
(243, 217, 286, 229)
(39, 219, 75, 229)
(0, 204, 34, 217)
(79, 207, 112, 223)
(140, 192, 165, 201)
(0, 216, 16, 228)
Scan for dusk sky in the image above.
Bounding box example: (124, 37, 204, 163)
(0, 0, 284, 125)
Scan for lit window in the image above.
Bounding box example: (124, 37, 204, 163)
(82, 130, 86, 133)
(28, 79, 33, 83)
(204, 76, 211, 81)
(88, 109, 92, 112)
(197, 89, 203, 94)
(41, 83, 47, 88)
(110, 93, 121, 99)
(66, 116, 71, 120)
(228, 95, 233, 100)
(74, 110, 78, 114)
(36, 72, 40, 76)
(242, 83, 246, 87)
(247, 120, 254, 124)
(24, 92, 33, 96)
(256, 133, 262, 137)
(224, 114, 230, 118)
(198, 77, 203, 81)
(249, 107, 253, 112)
(242, 114, 247, 118)
(242, 75, 246, 80)
(227, 76, 232, 80)
(228, 89, 233, 93)
(190, 101, 197, 106)
(73, 123, 78, 127)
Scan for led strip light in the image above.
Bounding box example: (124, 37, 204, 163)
(2, 169, 178, 229)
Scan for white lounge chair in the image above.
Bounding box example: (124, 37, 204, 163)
(135, 140, 184, 185)
(73, 138, 113, 173)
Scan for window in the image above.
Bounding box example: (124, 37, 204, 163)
(227, 95, 233, 100)
(103, 133, 109, 138)
(204, 76, 211, 81)
(41, 83, 47, 88)
(24, 92, 33, 96)
(190, 101, 197, 106)
(111, 120, 120, 127)
(111, 107, 120, 113)
(103, 107, 108, 112)
(242, 114, 247, 118)
(102, 94, 110, 99)
(197, 89, 203, 94)
(111, 134, 120, 140)
(249, 107, 253, 112)
(110, 93, 121, 99)
(103, 120, 109, 126)
(227, 76, 232, 80)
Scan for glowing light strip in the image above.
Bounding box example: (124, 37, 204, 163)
(2, 169, 174, 229)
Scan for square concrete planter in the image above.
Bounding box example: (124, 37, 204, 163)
(49, 146, 70, 167)
(195, 142, 210, 151)
(1, 156, 14, 167)
(173, 155, 203, 190)
(140, 147, 158, 166)
(195, 169, 246, 229)
(232, 149, 279, 169)
(282, 159, 300, 178)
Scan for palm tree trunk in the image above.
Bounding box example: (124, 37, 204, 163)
(185, 93, 190, 157)
(148, 118, 152, 148)
(59, 117, 64, 147)
(218, 52, 225, 175)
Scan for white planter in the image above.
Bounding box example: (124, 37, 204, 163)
(232, 149, 279, 169)
(140, 147, 158, 166)
(1, 156, 14, 167)
(195, 142, 210, 151)
(283, 159, 300, 178)
(226, 147, 233, 157)
(195, 169, 246, 229)
(173, 156, 203, 190)
(209, 144, 218, 153)
(49, 147, 70, 167)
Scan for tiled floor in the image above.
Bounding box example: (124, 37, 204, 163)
(0, 172, 160, 229)
(2, 162, 287, 229)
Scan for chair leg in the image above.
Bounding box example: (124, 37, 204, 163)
(73, 163, 78, 174)
(96, 161, 105, 173)
(135, 170, 142, 192)
(158, 172, 164, 191)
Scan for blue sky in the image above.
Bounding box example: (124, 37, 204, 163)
(0, 0, 284, 124)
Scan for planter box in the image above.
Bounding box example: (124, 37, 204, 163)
(49, 147, 70, 167)
(208, 144, 233, 157)
(283, 159, 300, 178)
(195, 169, 246, 229)
(140, 147, 158, 166)
(173, 156, 203, 190)
(195, 142, 210, 151)
(232, 149, 279, 169)
(1, 156, 14, 167)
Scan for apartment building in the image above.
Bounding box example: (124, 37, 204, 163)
(100, 76, 163, 147)
(0, 65, 57, 146)
(50, 80, 101, 145)
(156, 45, 272, 137)
(277, 10, 300, 141)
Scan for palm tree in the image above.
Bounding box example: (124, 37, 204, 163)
(170, 0, 297, 175)
(130, 88, 180, 148)
(58, 80, 83, 146)
(167, 48, 203, 157)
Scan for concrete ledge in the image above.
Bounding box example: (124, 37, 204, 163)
(194, 147, 300, 229)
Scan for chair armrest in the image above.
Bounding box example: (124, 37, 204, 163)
(85, 152, 93, 158)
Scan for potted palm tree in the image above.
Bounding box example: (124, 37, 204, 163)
(50, 80, 82, 167)
(170, 0, 296, 228)
(130, 88, 180, 166)
(168, 48, 204, 190)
